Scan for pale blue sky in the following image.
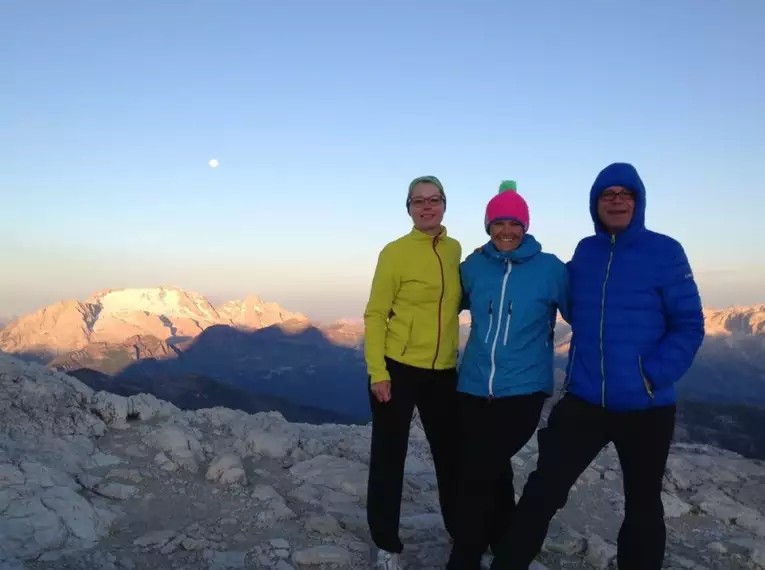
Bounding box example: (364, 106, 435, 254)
(2, 0, 763, 322)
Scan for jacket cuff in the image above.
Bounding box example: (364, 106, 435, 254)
(370, 373, 390, 384)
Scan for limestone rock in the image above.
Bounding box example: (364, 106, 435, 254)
(206, 454, 247, 485)
(292, 545, 352, 566)
(288, 454, 368, 498)
(304, 513, 342, 535)
(144, 424, 202, 473)
(585, 534, 617, 569)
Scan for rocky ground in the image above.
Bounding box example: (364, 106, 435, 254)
(1, 354, 765, 570)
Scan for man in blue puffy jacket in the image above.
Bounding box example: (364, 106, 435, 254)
(490, 162, 705, 570)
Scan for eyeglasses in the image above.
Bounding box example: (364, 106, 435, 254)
(600, 189, 635, 202)
(409, 195, 444, 207)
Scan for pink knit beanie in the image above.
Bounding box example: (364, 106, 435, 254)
(484, 180, 530, 234)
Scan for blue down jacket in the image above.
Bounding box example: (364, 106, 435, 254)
(564, 163, 705, 411)
(458, 235, 570, 399)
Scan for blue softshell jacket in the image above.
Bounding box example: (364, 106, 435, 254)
(458, 235, 570, 399)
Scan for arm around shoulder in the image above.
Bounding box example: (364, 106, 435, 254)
(363, 246, 400, 384)
(641, 239, 705, 390)
(553, 257, 571, 324)
(459, 259, 471, 312)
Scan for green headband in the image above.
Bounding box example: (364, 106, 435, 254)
(408, 175, 444, 195)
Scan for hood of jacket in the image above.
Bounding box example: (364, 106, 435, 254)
(589, 162, 647, 240)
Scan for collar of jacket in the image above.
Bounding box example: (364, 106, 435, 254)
(409, 225, 447, 243)
(481, 233, 542, 263)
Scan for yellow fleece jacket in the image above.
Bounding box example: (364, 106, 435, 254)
(364, 226, 462, 383)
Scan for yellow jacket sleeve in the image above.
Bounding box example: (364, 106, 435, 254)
(363, 246, 399, 384)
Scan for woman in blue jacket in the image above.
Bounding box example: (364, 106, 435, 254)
(446, 181, 570, 570)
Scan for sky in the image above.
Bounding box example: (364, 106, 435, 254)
(2, 0, 764, 322)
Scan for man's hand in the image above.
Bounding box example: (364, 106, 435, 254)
(371, 381, 392, 403)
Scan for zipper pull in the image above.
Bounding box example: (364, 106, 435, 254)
(489, 300, 493, 314)
(508, 300, 513, 314)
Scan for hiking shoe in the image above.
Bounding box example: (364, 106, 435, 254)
(375, 549, 402, 570)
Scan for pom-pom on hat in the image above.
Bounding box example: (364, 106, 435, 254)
(484, 179, 530, 234)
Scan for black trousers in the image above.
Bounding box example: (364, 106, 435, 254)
(366, 357, 458, 554)
(446, 391, 547, 570)
(490, 394, 677, 570)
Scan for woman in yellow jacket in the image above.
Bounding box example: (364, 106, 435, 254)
(364, 175, 462, 570)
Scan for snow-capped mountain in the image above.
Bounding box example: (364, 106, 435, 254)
(0, 286, 307, 360)
(704, 304, 765, 337)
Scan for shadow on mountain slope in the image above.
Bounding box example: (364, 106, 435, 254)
(674, 399, 765, 460)
(677, 335, 765, 409)
(114, 322, 371, 422)
(67, 366, 363, 426)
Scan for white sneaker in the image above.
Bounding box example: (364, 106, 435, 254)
(375, 549, 402, 570)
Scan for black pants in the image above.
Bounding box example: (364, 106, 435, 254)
(366, 357, 458, 554)
(446, 391, 547, 570)
(490, 394, 677, 570)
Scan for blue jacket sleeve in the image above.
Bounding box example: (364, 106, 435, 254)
(641, 241, 705, 390)
(555, 261, 571, 324)
(459, 261, 471, 312)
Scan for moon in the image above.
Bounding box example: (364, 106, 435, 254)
(208, 159, 220, 168)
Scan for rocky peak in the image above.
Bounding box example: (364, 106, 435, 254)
(704, 304, 765, 337)
(0, 300, 98, 356)
(2, 352, 765, 570)
(218, 297, 307, 330)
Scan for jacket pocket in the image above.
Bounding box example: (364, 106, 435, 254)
(483, 300, 494, 344)
(387, 312, 413, 356)
(400, 316, 415, 356)
(639, 355, 654, 398)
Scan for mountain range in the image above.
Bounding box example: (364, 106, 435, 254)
(0, 287, 368, 423)
(2, 287, 764, 458)
(0, 287, 309, 359)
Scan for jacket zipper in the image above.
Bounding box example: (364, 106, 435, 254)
(502, 301, 513, 345)
(488, 259, 512, 397)
(599, 234, 616, 407)
(484, 301, 493, 343)
(431, 236, 445, 368)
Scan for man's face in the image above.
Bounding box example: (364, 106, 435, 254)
(597, 185, 635, 233)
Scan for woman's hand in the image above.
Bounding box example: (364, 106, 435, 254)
(371, 381, 392, 403)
